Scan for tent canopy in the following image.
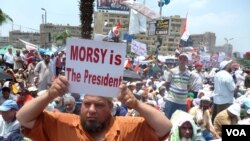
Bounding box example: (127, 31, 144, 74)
(0, 45, 22, 55)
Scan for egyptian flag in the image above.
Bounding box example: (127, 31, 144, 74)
(179, 13, 193, 47)
(124, 58, 132, 69)
(133, 59, 140, 73)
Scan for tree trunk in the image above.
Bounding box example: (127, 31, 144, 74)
(79, 0, 94, 39)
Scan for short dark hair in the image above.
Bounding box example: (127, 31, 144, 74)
(2, 87, 11, 93)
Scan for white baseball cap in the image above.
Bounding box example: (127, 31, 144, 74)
(227, 103, 241, 116)
(219, 60, 232, 70)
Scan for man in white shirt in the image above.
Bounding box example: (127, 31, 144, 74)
(3, 48, 14, 69)
(212, 60, 236, 122)
(190, 62, 205, 98)
(34, 54, 53, 92)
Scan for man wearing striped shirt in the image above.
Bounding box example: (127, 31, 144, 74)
(164, 53, 192, 118)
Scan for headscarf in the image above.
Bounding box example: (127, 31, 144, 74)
(169, 110, 197, 141)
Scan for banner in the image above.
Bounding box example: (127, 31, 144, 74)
(128, 9, 146, 35)
(131, 39, 147, 56)
(19, 39, 38, 50)
(155, 19, 169, 35)
(148, 21, 156, 36)
(121, 0, 160, 19)
(65, 38, 126, 97)
(97, 0, 129, 11)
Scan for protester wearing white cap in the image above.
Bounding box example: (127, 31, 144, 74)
(219, 60, 232, 70)
(189, 95, 220, 140)
(212, 59, 236, 122)
(227, 103, 241, 117)
(213, 103, 241, 136)
(164, 52, 192, 119)
(192, 89, 206, 107)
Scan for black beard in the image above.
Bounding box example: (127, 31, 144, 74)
(81, 119, 106, 133)
(45, 60, 50, 64)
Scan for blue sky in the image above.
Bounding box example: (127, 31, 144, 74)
(0, 0, 249, 53)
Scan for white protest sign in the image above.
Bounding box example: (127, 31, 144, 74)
(131, 39, 147, 56)
(65, 38, 126, 97)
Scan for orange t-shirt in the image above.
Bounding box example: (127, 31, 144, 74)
(22, 111, 169, 141)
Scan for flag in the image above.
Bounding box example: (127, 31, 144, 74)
(19, 39, 38, 50)
(133, 59, 140, 73)
(129, 9, 146, 35)
(121, 1, 160, 20)
(179, 13, 193, 47)
(124, 58, 132, 69)
(182, 12, 188, 35)
(116, 20, 121, 29)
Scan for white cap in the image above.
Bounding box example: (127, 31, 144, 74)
(28, 86, 38, 92)
(135, 90, 145, 96)
(3, 81, 10, 88)
(227, 103, 241, 116)
(179, 53, 189, 60)
(127, 82, 136, 87)
(201, 95, 211, 102)
(220, 60, 232, 70)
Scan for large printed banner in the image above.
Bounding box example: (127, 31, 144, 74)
(65, 38, 126, 97)
(97, 0, 129, 11)
(131, 39, 147, 56)
(121, 0, 160, 19)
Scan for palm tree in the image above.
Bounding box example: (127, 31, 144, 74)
(54, 30, 71, 45)
(0, 9, 13, 26)
(79, 0, 94, 39)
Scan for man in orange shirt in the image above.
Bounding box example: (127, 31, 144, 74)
(17, 76, 172, 141)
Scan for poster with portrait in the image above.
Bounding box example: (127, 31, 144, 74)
(97, 0, 129, 11)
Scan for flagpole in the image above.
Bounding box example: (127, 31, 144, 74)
(160, 6, 162, 19)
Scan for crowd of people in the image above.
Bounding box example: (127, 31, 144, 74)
(0, 47, 250, 141)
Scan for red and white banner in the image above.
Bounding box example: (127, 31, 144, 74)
(19, 39, 38, 50)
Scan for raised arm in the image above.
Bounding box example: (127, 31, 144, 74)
(118, 84, 172, 138)
(16, 76, 68, 128)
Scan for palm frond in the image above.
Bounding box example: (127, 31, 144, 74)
(0, 9, 13, 25)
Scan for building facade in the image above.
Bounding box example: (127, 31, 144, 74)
(9, 30, 40, 48)
(94, 12, 185, 56)
(40, 23, 81, 47)
(212, 44, 233, 58)
(0, 37, 9, 46)
(134, 15, 185, 56)
(190, 32, 216, 52)
(94, 11, 130, 37)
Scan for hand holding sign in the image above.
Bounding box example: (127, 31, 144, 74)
(118, 84, 138, 109)
(48, 76, 69, 99)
